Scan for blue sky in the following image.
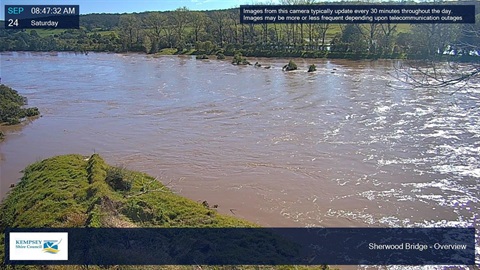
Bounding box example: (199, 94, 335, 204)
(1, 0, 280, 19)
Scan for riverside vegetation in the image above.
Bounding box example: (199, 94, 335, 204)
(0, 84, 40, 126)
(0, 154, 334, 270)
(0, 2, 478, 61)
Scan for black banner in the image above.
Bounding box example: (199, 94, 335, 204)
(240, 5, 476, 24)
(5, 227, 475, 265)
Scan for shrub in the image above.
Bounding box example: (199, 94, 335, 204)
(0, 84, 40, 125)
(308, 64, 317, 72)
(232, 52, 250, 65)
(7, 118, 20, 125)
(283, 60, 298, 71)
(195, 54, 208, 60)
(216, 53, 225, 60)
(22, 107, 40, 117)
(106, 167, 132, 192)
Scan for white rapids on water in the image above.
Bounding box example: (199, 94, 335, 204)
(0, 52, 478, 268)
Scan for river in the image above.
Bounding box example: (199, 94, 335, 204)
(0, 52, 478, 238)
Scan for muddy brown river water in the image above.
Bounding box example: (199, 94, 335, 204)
(0, 53, 479, 244)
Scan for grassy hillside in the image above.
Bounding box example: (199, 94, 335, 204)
(0, 154, 255, 228)
(0, 154, 333, 269)
(0, 154, 338, 270)
(0, 154, 252, 266)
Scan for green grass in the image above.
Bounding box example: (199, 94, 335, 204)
(154, 48, 179, 56)
(396, 24, 412, 33)
(33, 29, 64, 38)
(97, 30, 117, 36)
(0, 154, 256, 229)
(0, 154, 254, 266)
(0, 154, 338, 269)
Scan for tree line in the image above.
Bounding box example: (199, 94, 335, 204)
(0, 1, 479, 60)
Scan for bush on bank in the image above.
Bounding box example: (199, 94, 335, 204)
(0, 84, 40, 125)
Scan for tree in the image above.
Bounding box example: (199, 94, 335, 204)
(143, 34, 152, 53)
(119, 14, 140, 51)
(408, 24, 460, 57)
(357, 23, 380, 54)
(456, 14, 480, 57)
(210, 11, 228, 47)
(340, 24, 367, 53)
(0, 84, 40, 125)
(232, 52, 250, 65)
(144, 12, 167, 53)
(378, 23, 397, 55)
(394, 18, 479, 91)
(226, 9, 241, 45)
(162, 16, 176, 48)
(171, 7, 190, 50)
(189, 12, 209, 43)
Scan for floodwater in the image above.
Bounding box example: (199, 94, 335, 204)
(0, 53, 478, 235)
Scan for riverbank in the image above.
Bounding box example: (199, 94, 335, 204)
(0, 154, 257, 229)
(147, 47, 479, 64)
(0, 154, 248, 267)
(0, 154, 335, 269)
(151, 47, 408, 60)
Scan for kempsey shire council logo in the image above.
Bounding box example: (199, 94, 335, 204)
(43, 239, 62, 254)
(9, 232, 69, 261)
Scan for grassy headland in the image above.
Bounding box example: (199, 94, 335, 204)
(0, 154, 253, 268)
(0, 154, 333, 269)
(0, 154, 255, 230)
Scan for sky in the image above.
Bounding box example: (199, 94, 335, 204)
(1, 0, 280, 19)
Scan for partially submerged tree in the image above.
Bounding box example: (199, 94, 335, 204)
(393, 17, 480, 92)
(283, 60, 298, 71)
(232, 52, 250, 65)
(394, 60, 479, 92)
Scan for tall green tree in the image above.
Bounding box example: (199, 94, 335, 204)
(379, 23, 397, 55)
(189, 12, 209, 43)
(119, 14, 140, 51)
(409, 24, 460, 57)
(340, 24, 367, 52)
(171, 7, 191, 50)
(144, 12, 167, 53)
(357, 23, 380, 53)
(210, 11, 228, 47)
